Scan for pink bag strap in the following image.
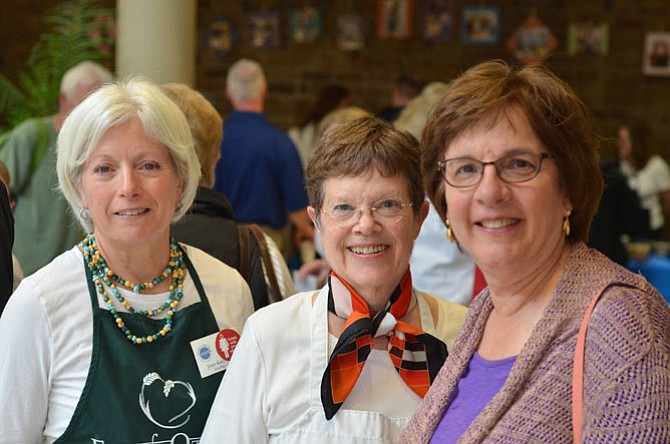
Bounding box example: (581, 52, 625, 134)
(572, 288, 607, 444)
(573, 280, 642, 443)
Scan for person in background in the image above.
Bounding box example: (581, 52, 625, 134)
(588, 159, 650, 265)
(163, 82, 295, 309)
(401, 60, 670, 443)
(617, 121, 670, 240)
(376, 73, 423, 123)
(201, 116, 467, 443)
(0, 60, 114, 276)
(0, 160, 24, 293)
(0, 77, 254, 442)
(288, 84, 351, 167)
(395, 81, 478, 306)
(317, 105, 371, 139)
(213, 58, 313, 259)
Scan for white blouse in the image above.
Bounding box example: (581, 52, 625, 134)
(200, 284, 467, 444)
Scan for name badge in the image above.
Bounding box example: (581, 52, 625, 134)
(190, 329, 241, 378)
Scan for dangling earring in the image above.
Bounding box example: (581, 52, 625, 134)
(445, 218, 455, 243)
(80, 207, 91, 222)
(563, 209, 572, 237)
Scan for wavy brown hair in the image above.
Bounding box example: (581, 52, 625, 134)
(305, 116, 424, 225)
(422, 60, 603, 243)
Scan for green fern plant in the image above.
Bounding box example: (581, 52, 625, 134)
(0, 0, 113, 132)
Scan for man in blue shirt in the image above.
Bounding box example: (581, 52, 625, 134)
(214, 58, 313, 258)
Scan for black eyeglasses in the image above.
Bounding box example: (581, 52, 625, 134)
(437, 152, 555, 188)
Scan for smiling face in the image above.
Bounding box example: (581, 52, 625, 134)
(309, 168, 427, 310)
(78, 117, 183, 250)
(443, 105, 571, 277)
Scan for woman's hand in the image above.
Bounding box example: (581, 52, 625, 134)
(297, 259, 330, 288)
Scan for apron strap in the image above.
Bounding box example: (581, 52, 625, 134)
(84, 255, 101, 308)
(180, 244, 219, 329)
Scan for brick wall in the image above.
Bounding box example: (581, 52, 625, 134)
(194, 0, 670, 164)
(2, 0, 669, 161)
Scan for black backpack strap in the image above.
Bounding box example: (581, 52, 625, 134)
(237, 224, 251, 282)
(237, 224, 271, 310)
(249, 224, 283, 304)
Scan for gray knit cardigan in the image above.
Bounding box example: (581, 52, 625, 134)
(400, 243, 670, 443)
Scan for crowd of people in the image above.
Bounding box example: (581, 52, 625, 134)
(0, 57, 669, 443)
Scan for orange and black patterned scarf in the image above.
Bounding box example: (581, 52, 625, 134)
(320, 269, 448, 420)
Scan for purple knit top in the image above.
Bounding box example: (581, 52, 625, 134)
(400, 243, 670, 443)
(430, 353, 516, 444)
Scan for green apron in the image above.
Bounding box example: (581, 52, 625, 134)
(56, 250, 224, 443)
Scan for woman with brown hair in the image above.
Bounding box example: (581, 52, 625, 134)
(202, 116, 467, 443)
(400, 60, 670, 443)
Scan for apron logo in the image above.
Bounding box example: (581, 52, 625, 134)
(198, 344, 212, 361)
(139, 372, 197, 429)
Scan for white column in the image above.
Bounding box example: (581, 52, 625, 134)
(116, 0, 196, 85)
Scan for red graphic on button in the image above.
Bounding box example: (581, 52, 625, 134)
(215, 329, 240, 361)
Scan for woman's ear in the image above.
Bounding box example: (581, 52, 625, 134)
(78, 184, 88, 210)
(307, 206, 319, 231)
(414, 200, 430, 239)
(563, 192, 573, 214)
(175, 174, 184, 207)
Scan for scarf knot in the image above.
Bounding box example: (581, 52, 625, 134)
(320, 270, 448, 420)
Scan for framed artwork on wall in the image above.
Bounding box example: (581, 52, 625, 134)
(203, 17, 235, 62)
(337, 14, 366, 50)
(423, 0, 455, 42)
(567, 22, 609, 56)
(506, 12, 558, 65)
(643, 31, 670, 77)
(290, 6, 323, 44)
(377, 0, 413, 39)
(248, 11, 281, 49)
(461, 5, 500, 45)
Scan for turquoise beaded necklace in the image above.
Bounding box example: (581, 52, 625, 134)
(82, 233, 185, 345)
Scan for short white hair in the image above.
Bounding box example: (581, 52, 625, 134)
(57, 76, 201, 232)
(59, 60, 114, 100)
(226, 58, 266, 103)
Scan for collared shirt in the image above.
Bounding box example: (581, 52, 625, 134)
(214, 111, 308, 229)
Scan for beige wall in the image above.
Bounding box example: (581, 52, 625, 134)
(116, 0, 196, 85)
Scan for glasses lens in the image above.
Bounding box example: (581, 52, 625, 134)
(443, 159, 482, 187)
(374, 199, 407, 218)
(329, 203, 356, 220)
(497, 152, 542, 183)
